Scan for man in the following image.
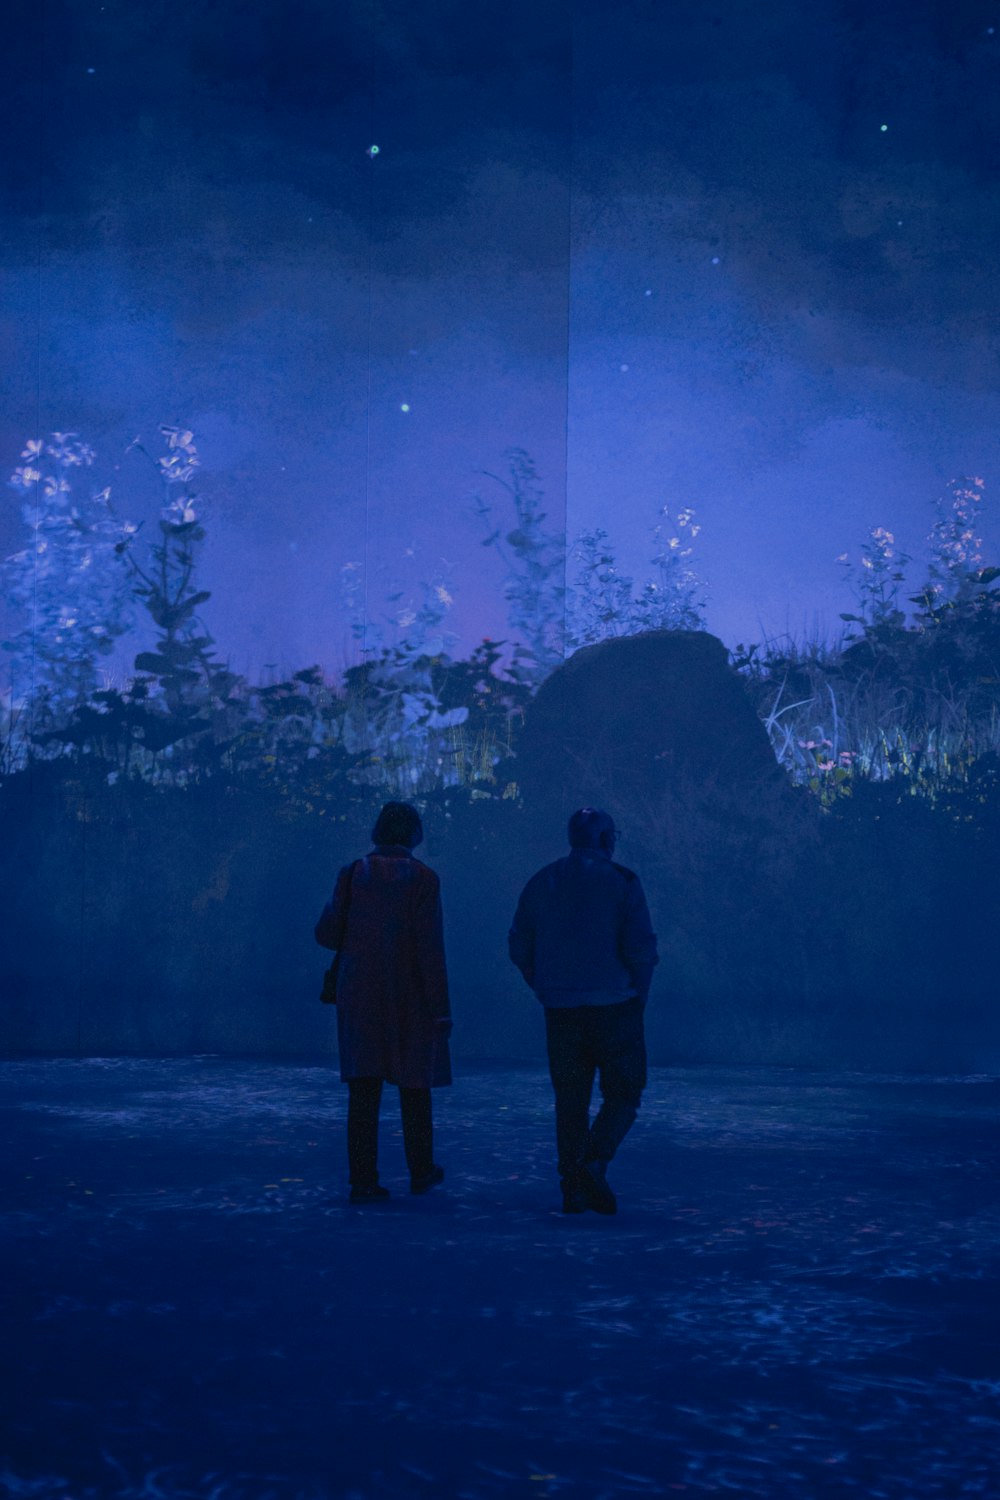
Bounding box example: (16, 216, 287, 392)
(508, 808, 658, 1215)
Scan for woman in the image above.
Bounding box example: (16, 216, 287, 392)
(315, 801, 452, 1203)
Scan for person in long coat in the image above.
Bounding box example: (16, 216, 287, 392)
(315, 801, 452, 1203)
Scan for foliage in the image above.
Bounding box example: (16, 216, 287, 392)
(566, 506, 706, 648)
(474, 449, 566, 684)
(738, 478, 1000, 802)
(837, 525, 910, 633)
(3, 434, 135, 722)
(4, 425, 1000, 823)
(123, 427, 240, 728)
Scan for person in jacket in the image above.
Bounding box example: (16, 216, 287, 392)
(508, 807, 658, 1215)
(315, 801, 452, 1203)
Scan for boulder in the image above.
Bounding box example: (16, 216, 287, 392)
(516, 630, 782, 823)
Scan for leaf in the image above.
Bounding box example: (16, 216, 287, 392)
(134, 651, 173, 674)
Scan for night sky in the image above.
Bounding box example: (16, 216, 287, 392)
(3, 0, 1000, 675)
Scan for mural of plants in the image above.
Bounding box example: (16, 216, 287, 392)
(4, 427, 1000, 810)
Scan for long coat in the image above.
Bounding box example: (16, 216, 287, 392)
(315, 844, 452, 1088)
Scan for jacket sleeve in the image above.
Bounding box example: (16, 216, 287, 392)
(507, 881, 536, 987)
(414, 872, 451, 1020)
(314, 863, 353, 950)
(620, 875, 659, 1002)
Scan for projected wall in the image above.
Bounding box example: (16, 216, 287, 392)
(3, 1, 999, 1065)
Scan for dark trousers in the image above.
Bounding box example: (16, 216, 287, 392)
(544, 998, 647, 1182)
(347, 1077, 434, 1186)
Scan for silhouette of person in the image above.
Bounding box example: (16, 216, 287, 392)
(508, 808, 658, 1214)
(315, 801, 452, 1203)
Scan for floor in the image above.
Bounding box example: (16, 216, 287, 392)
(3, 1058, 999, 1498)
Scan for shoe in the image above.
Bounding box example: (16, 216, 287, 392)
(349, 1182, 391, 1204)
(580, 1160, 617, 1215)
(561, 1181, 590, 1214)
(410, 1164, 445, 1195)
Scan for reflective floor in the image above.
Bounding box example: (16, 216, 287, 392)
(3, 1059, 999, 1498)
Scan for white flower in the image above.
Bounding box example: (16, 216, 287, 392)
(166, 499, 198, 523)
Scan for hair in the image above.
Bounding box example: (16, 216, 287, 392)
(567, 806, 615, 850)
(371, 801, 423, 849)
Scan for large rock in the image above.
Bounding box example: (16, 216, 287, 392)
(516, 630, 782, 823)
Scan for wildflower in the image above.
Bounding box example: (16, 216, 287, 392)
(166, 497, 198, 523)
(11, 465, 41, 487)
(435, 584, 453, 606)
(21, 440, 43, 459)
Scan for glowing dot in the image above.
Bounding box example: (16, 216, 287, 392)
(880, 123, 888, 132)
(711, 256, 720, 264)
(366, 144, 380, 157)
(644, 288, 652, 296)
(400, 403, 410, 412)
(619, 364, 629, 372)
(988, 25, 995, 33)
(86, 67, 96, 74)
(897, 219, 903, 226)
